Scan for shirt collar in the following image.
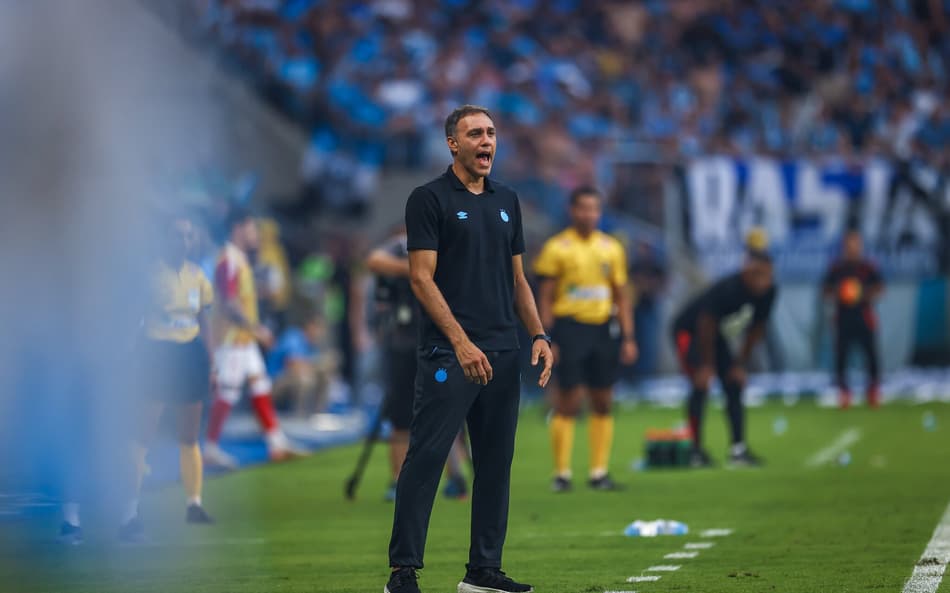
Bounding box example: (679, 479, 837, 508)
(566, 227, 597, 243)
(445, 165, 495, 193)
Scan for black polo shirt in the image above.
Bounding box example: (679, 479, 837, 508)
(405, 166, 526, 351)
(673, 272, 777, 338)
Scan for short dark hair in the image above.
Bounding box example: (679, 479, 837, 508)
(445, 105, 493, 138)
(569, 186, 601, 206)
(227, 205, 254, 232)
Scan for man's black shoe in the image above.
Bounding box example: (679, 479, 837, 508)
(385, 567, 421, 593)
(551, 476, 571, 493)
(588, 474, 624, 491)
(186, 504, 215, 524)
(689, 447, 715, 468)
(58, 522, 83, 545)
(458, 567, 533, 593)
(729, 448, 764, 467)
(117, 517, 146, 544)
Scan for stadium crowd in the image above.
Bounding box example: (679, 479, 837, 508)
(197, 0, 950, 219)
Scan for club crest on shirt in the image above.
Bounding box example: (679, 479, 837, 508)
(499, 209, 509, 222)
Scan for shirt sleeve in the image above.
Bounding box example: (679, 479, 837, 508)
(700, 278, 733, 319)
(405, 187, 441, 251)
(381, 234, 408, 258)
(532, 237, 561, 278)
(199, 270, 214, 307)
(510, 194, 526, 256)
(611, 240, 629, 287)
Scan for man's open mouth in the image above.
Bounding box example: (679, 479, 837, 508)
(476, 151, 492, 166)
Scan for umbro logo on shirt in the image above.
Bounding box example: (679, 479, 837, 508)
(456, 211, 468, 220)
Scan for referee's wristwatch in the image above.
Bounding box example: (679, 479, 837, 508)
(532, 333, 552, 346)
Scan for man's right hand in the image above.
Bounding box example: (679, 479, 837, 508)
(455, 339, 493, 385)
(254, 325, 275, 349)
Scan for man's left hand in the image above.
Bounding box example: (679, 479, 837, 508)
(620, 338, 639, 365)
(532, 340, 554, 388)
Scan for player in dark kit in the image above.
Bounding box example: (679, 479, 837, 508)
(822, 229, 884, 409)
(672, 231, 776, 468)
(384, 105, 553, 593)
(366, 227, 469, 502)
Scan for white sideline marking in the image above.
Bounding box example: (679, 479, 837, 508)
(664, 551, 698, 559)
(805, 427, 862, 467)
(685, 542, 715, 550)
(605, 590, 637, 593)
(627, 576, 661, 583)
(136, 538, 269, 548)
(645, 565, 681, 572)
(700, 528, 734, 537)
(902, 500, 950, 593)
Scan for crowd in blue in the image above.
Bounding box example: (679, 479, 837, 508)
(200, 0, 949, 221)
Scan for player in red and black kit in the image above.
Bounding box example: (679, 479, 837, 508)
(822, 229, 884, 409)
(672, 243, 776, 468)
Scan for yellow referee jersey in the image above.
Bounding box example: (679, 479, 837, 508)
(146, 260, 214, 343)
(533, 228, 628, 325)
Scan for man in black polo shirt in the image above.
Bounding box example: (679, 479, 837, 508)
(671, 232, 776, 468)
(385, 105, 553, 593)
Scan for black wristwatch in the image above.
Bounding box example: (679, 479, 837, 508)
(532, 333, 552, 345)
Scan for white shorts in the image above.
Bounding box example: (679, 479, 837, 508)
(214, 343, 272, 403)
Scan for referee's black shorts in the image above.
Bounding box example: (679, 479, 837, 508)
(382, 346, 417, 430)
(138, 337, 210, 403)
(552, 317, 620, 389)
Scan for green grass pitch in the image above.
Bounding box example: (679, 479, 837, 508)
(2, 399, 949, 593)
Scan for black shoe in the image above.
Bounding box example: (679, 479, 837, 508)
(689, 447, 715, 468)
(729, 447, 764, 467)
(186, 504, 215, 524)
(551, 476, 572, 493)
(385, 567, 421, 593)
(58, 522, 83, 545)
(588, 474, 623, 491)
(118, 517, 146, 543)
(459, 567, 533, 593)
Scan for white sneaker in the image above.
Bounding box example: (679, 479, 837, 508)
(266, 431, 308, 461)
(203, 442, 238, 470)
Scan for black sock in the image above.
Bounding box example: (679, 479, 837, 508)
(723, 381, 745, 447)
(687, 387, 707, 449)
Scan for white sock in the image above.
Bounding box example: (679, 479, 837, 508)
(266, 429, 287, 451)
(731, 442, 748, 456)
(63, 503, 80, 527)
(187, 496, 201, 507)
(556, 470, 572, 480)
(590, 468, 608, 480)
(122, 499, 139, 524)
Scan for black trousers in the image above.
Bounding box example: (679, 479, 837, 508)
(835, 321, 879, 390)
(389, 347, 521, 569)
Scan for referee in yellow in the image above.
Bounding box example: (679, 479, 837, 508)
(534, 187, 638, 492)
